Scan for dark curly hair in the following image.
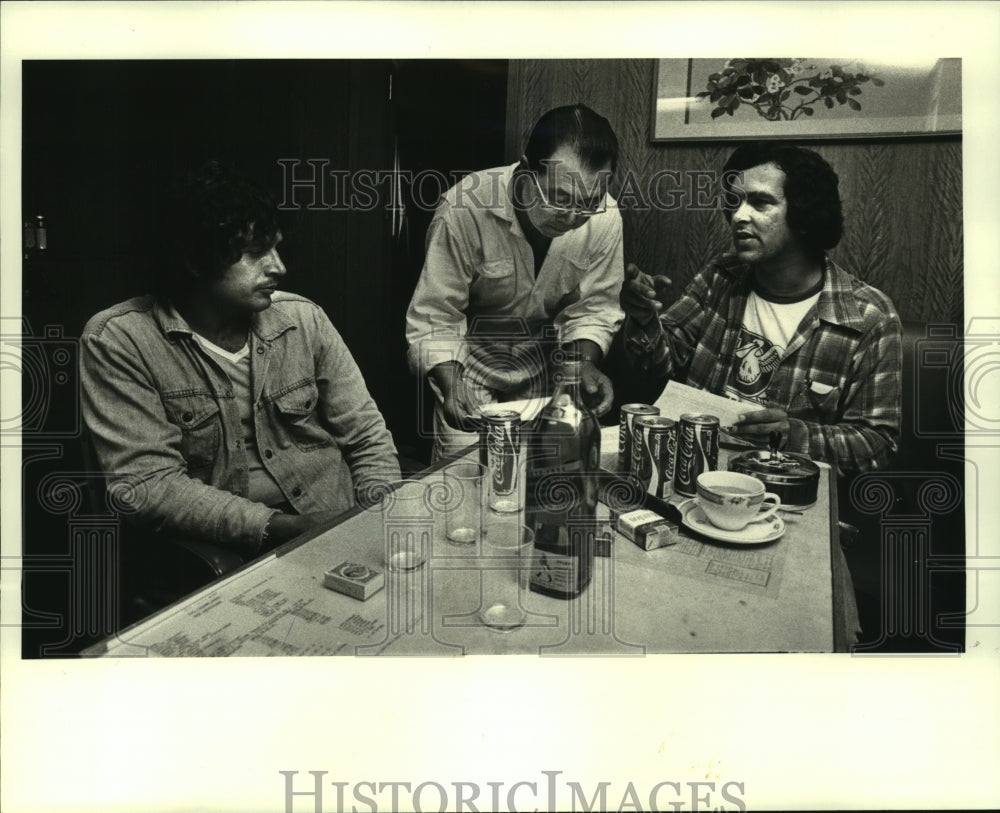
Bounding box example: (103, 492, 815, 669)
(524, 104, 620, 175)
(722, 143, 843, 256)
(158, 161, 280, 295)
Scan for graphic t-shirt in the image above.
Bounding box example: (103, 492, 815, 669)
(724, 275, 822, 407)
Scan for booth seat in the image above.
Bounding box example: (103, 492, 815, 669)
(839, 321, 965, 649)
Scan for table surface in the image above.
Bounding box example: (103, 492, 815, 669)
(84, 426, 837, 657)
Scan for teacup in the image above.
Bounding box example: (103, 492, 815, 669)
(695, 471, 781, 531)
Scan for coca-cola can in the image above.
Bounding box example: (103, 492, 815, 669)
(631, 415, 677, 500)
(618, 404, 659, 474)
(482, 409, 522, 512)
(674, 413, 720, 497)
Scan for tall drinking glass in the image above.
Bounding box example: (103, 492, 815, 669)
(479, 511, 534, 632)
(379, 480, 431, 572)
(443, 461, 487, 546)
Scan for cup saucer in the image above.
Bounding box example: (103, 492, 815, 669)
(678, 500, 785, 545)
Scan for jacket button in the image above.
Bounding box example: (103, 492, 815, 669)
(264, 449, 274, 459)
(256, 347, 265, 355)
(292, 486, 302, 498)
(182, 412, 193, 422)
(304, 400, 312, 410)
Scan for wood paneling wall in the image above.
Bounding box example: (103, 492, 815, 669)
(506, 59, 963, 324)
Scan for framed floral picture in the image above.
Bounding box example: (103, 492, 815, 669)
(651, 58, 962, 141)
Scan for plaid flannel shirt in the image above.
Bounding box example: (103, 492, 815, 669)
(623, 254, 902, 477)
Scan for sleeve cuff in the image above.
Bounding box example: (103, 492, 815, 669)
(250, 506, 283, 556)
(559, 329, 614, 358)
(622, 315, 666, 357)
(408, 338, 470, 379)
(784, 418, 811, 456)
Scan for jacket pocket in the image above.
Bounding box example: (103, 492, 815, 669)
(470, 258, 517, 308)
(162, 392, 221, 471)
(272, 378, 333, 451)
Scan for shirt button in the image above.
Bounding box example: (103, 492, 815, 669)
(304, 400, 312, 410)
(256, 347, 265, 355)
(264, 449, 274, 459)
(292, 486, 302, 498)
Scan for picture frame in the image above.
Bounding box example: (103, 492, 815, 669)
(651, 58, 962, 142)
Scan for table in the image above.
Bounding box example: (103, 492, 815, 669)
(83, 426, 841, 657)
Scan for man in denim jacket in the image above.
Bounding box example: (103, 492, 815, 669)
(81, 162, 401, 557)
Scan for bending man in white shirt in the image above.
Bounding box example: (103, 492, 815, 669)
(406, 104, 625, 461)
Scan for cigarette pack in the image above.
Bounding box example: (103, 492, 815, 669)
(323, 562, 385, 600)
(616, 508, 680, 551)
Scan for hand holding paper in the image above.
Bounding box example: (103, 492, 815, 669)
(730, 407, 791, 444)
(652, 381, 748, 430)
(652, 381, 758, 447)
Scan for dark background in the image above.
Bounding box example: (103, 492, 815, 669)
(22, 58, 509, 459)
(19, 59, 509, 656)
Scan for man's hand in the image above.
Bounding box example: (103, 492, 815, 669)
(430, 361, 480, 431)
(579, 359, 614, 417)
(621, 263, 672, 326)
(731, 408, 790, 443)
(468, 358, 533, 395)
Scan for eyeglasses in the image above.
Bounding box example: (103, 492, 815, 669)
(530, 171, 607, 217)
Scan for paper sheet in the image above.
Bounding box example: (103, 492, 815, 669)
(652, 381, 758, 446)
(597, 499, 787, 598)
(646, 527, 788, 597)
(86, 563, 414, 657)
(652, 380, 752, 430)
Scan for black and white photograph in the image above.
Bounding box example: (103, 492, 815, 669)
(2, 3, 998, 812)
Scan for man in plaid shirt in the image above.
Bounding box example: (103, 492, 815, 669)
(620, 143, 902, 479)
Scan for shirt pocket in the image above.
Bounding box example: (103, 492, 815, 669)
(162, 392, 221, 472)
(543, 254, 587, 314)
(271, 378, 333, 451)
(470, 258, 517, 309)
(789, 377, 843, 421)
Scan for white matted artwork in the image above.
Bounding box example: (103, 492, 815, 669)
(652, 57, 962, 141)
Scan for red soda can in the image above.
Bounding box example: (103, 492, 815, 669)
(631, 415, 677, 500)
(482, 409, 522, 512)
(618, 404, 659, 474)
(674, 413, 720, 497)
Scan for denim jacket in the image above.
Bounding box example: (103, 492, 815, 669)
(80, 293, 401, 555)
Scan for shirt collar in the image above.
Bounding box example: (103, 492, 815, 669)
(153, 298, 193, 337)
(815, 255, 867, 331)
(251, 298, 297, 341)
(153, 296, 296, 342)
(487, 162, 519, 226)
(723, 253, 866, 332)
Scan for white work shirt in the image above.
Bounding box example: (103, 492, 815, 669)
(405, 163, 625, 384)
